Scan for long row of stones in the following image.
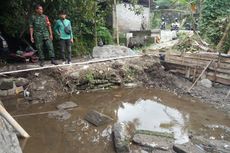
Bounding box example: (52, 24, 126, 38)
(0, 78, 29, 96)
(112, 122, 204, 153)
(80, 110, 230, 153)
(57, 104, 206, 153)
(49, 100, 230, 153)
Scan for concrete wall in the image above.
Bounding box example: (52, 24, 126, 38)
(116, 4, 150, 32)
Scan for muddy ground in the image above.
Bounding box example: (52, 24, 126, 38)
(1, 54, 229, 113)
(0, 54, 230, 153)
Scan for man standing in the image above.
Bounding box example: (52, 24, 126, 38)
(29, 4, 58, 67)
(54, 11, 73, 64)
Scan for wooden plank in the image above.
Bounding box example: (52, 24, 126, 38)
(168, 53, 230, 63)
(207, 72, 230, 80)
(166, 57, 230, 70)
(170, 55, 218, 62)
(209, 67, 230, 74)
(207, 75, 230, 85)
(164, 60, 230, 85)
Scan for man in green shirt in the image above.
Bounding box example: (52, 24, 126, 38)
(54, 11, 73, 64)
(29, 4, 58, 67)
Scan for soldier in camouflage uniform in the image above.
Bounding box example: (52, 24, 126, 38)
(29, 4, 58, 67)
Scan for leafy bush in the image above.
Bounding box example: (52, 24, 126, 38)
(151, 12, 162, 29)
(200, 0, 230, 52)
(97, 26, 113, 45)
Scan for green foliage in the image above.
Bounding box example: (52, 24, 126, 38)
(200, 0, 230, 52)
(119, 33, 127, 46)
(0, 0, 98, 55)
(85, 71, 94, 83)
(151, 12, 161, 29)
(97, 26, 113, 45)
(155, 0, 173, 9)
(0, 0, 142, 57)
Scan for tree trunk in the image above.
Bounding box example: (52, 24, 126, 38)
(113, 0, 119, 45)
(216, 21, 230, 53)
(94, 1, 98, 46)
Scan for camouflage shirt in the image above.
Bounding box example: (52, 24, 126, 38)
(30, 14, 51, 40)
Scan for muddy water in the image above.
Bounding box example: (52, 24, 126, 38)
(2, 87, 230, 153)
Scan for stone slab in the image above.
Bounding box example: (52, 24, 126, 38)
(84, 110, 113, 126)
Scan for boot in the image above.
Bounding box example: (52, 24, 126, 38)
(51, 58, 58, 65)
(39, 60, 45, 67)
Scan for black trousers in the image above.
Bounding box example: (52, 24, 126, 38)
(60, 39, 72, 62)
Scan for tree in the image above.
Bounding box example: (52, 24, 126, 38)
(200, 0, 230, 53)
(0, 0, 98, 55)
(0, 0, 141, 56)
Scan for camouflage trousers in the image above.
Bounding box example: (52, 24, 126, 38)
(35, 37, 55, 60)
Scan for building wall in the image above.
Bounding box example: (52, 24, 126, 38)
(116, 4, 150, 32)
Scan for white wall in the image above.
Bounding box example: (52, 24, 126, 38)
(116, 4, 150, 32)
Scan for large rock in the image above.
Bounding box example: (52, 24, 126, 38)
(0, 79, 14, 90)
(69, 72, 80, 79)
(92, 45, 137, 59)
(198, 79, 212, 88)
(84, 110, 113, 126)
(113, 122, 131, 153)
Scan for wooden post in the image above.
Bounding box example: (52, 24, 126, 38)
(214, 53, 221, 83)
(192, 66, 197, 82)
(148, 0, 151, 29)
(0, 104, 30, 138)
(113, 0, 119, 45)
(185, 67, 191, 78)
(94, 1, 98, 46)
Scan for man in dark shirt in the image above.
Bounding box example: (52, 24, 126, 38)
(29, 4, 58, 67)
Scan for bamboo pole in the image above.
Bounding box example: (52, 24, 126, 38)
(13, 108, 75, 118)
(187, 60, 213, 92)
(0, 54, 142, 76)
(94, 1, 98, 46)
(113, 0, 119, 45)
(0, 104, 30, 138)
